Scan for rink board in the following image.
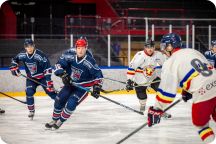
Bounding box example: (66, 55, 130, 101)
(0, 69, 182, 97)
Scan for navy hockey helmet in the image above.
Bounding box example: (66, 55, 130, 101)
(211, 40, 216, 47)
(160, 33, 182, 50)
(144, 39, 155, 48)
(24, 39, 34, 47)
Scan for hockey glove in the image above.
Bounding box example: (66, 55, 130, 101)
(46, 80, 55, 92)
(9, 65, 21, 77)
(126, 79, 134, 91)
(91, 84, 102, 99)
(147, 106, 163, 127)
(61, 73, 72, 86)
(182, 90, 192, 102)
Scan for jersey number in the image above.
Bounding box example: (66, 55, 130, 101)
(191, 59, 212, 77)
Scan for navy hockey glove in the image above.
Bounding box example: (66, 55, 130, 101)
(60, 73, 72, 86)
(46, 80, 55, 92)
(126, 79, 134, 91)
(182, 90, 192, 102)
(9, 65, 21, 77)
(91, 84, 102, 99)
(148, 106, 163, 127)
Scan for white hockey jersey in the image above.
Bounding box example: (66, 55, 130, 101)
(127, 50, 167, 85)
(155, 48, 216, 110)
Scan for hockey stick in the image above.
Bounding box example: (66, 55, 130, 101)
(101, 80, 161, 94)
(71, 82, 144, 115)
(20, 74, 60, 93)
(0, 91, 27, 104)
(116, 98, 182, 144)
(104, 77, 126, 84)
(21, 74, 143, 115)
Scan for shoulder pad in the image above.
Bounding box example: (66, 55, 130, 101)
(60, 52, 75, 61)
(34, 50, 47, 62)
(18, 52, 26, 59)
(83, 57, 100, 70)
(67, 48, 76, 54)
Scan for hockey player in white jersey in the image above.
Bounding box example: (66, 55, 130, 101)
(126, 39, 171, 118)
(147, 33, 216, 144)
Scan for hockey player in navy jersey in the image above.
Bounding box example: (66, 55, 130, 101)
(9, 39, 57, 120)
(147, 33, 216, 144)
(204, 40, 216, 69)
(45, 37, 103, 129)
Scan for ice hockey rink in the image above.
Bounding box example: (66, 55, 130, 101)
(0, 94, 215, 144)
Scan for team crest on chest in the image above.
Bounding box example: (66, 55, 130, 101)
(25, 62, 37, 75)
(71, 66, 83, 81)
(143, 65, 155, 77)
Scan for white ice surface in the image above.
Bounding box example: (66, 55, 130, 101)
(0, 94, 215, 144)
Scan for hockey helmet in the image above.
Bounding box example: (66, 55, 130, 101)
(24, 39, 34, 47)
(211, 40, 216, 47)
(144, 39, 155, 48)
(160, 33, 182, 50)
(79, 36, 88, 47)
(75, 37, 88, 48)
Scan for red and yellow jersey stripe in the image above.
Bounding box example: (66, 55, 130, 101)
(135, 68, 143, 73)
(179, 68, 199, 90)
(127, 68, 135, 75)
(156, 88, 176, 104)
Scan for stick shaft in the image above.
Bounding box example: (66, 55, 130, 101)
(104, 77, 126, 84)
(20, 74, 59, 93)
(101, 80, 161, 94)
(116, 98, 182, 144)
(0, 92, 27, 104)
(71, 83, 143, 115)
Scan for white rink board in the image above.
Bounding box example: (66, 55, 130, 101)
(0, 94, 215, 144)
(0, 69, 127, 92)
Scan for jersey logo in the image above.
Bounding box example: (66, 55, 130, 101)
(71, 66, 83, 81)
(143, 65, 155, 77)
(198, 87, 206, 95)
(25, 62, 37, 75)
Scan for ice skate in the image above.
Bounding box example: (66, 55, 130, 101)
(139, 99, 146, 113)
(0, 108, 5, 114)
(52, 120, 63, 130)
(139, 105, 145, 113)
(45, 120, 57, 129)
(28, 111, 34, 120)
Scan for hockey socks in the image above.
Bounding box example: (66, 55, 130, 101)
(198, 127, 215, 143)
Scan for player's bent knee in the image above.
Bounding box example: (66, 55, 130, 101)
(26, 88, 36, 97)
(66, 97, 78, 111)
(54, 96, 65, 108)
(192, 118, 209, 127)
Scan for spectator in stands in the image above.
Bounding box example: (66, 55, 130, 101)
(111, 41, 121, 56)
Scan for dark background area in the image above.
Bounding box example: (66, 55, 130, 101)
(0, 0, 216, 67)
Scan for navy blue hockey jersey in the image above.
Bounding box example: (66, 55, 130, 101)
(11, 49, 52, 81)
(54, 48, 103, 87)
(204, 50, 216, 68)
